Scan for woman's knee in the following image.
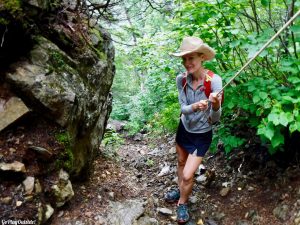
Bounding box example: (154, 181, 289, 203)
(182, 171, 193, 183)
(177, 157, 186, 167)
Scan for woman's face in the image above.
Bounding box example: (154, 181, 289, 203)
(182, 52, 204, 74)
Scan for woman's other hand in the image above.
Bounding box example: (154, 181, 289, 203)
(209, 92, 221, 111)
(192, 100, 208, 111)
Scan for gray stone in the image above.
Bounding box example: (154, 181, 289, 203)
(28, 146, 52, 158)
(0, 97, 30, 132)
(45, 204, 54, 221)
(59, 169, 70, 181)
(213, 212, 225, 221)
(158, 164, 170, 177)
(220, 187, 230, 197)
(0, 197, 12, 204)
(0, 161, 26, 172)
(35, 179, 42, 193)
(189, 195, 198, 204)
(5, 29, 114, 177)
(107, 120, 126, 132)
(273, 204, 289, 221)
(205, 219, 219, 225)
(247, 186, 255, 192)
(133, 133, 143, 141)
(26, 0, 48, 9)
(51, 170, 74, 207)
(157, 207, 173, 215)
(136, 216, 159, 225)
(23, 176, 35, 195)
(107, 200, 145, 225)
(245, 209, 257, 219)
(109, 192, 115, 200)
(168, 147, 176, 154)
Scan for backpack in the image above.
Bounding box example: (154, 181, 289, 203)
(181, 70, 224, 104)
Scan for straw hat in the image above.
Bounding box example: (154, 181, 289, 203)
(172, 36, 215, 61)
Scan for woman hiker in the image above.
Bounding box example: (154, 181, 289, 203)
(165, 36, 223, 224)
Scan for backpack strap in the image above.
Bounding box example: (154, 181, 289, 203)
(204, 70, 214, 99)
(181, 71, 212, 98)
(181, 71, 224, 104)
(181, 72, 188, 93)
(206, 70, 224, 104)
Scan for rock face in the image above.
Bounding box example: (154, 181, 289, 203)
(0, 96, 30, 131)
(1, 0, 115, 178)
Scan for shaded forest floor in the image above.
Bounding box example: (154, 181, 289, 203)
(49, 132, 300, 225)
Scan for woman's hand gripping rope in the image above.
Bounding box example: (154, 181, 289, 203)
(209, 92, 222, 111)
(192, 100, 208, 112)
(191, 92, 222, 112)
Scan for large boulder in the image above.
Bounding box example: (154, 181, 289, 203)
(1, 0, 115, 178)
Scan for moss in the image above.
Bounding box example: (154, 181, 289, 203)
(55, 132, 74, 172)
(89, 28, 107, 60)
(48, 50, 77, 75)
(0, 0, 23, 26)
(49, 51, 65, 69)
(0, 18, 9, 25)
(90, 28, 103, 42)
(1, 0, 22, 14)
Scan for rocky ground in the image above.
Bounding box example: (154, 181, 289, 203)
(48, 131, 300, 225)
(1, 115, 299, 225)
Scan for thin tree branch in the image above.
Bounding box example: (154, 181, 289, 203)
(1, 26, 8, 48)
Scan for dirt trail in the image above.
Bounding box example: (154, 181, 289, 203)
(50, 136, 300, 225)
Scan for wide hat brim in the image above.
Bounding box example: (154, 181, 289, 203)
(171, 43, 215, 61)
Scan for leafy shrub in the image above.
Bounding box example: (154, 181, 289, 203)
(101, 129, 124, 159)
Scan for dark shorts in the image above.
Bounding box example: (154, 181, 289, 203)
(175, 120, 212, 157)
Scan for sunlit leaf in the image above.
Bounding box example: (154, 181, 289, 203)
(268, 113, 280, 126)
(259, 92, 268, 100)
(253, 95, 260, 103)
(265, 123, 275, 140)
(279, 112, 289, 126)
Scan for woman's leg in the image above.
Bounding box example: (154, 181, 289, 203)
(176, 143, 189, 188)
(178, 154, 203, 204)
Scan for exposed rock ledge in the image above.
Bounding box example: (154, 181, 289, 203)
(0, 0, 115, 223)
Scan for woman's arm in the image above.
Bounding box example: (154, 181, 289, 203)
(209, 74, 222, 123)
(176, 74, 195, 114)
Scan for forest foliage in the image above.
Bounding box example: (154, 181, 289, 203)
(104, 0, 300, 154)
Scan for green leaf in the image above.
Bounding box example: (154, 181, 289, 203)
(268, 113, 280, 126)
(281, 96, 294, 101)
(279, 112, 289, 126)
(288, 76, 300, 84)
(247, 84, 256, 92)
(164, 67, 171, 72)
(231, 29, 240, 35)
(285, 112, 294, 123)
(253, 95, 260, 103)
(259, 92, 268, 100)
(271, 129, 284, 148)
(289, 121, 300, 133)
(290, 25, 300, 33)
(293, 109, 299, 117)
(229, 40, 240, 48)
(227, 101, 235, 109)
(263, 123, 275, 140)
(261, 0, 269, 7)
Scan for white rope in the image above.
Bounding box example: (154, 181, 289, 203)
(217, 9, 300, 96)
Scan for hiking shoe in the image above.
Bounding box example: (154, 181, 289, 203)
(164, 188, 180, 203)
(177, 203, 189, 223)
